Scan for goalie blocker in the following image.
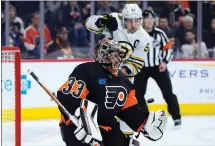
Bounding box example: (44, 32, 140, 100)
(57, 38, 167, 146)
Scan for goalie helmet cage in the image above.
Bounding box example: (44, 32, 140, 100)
(1, 47, 21, 146)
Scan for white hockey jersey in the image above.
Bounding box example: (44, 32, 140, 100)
(85, 13, 152, 77)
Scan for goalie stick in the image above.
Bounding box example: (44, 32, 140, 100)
(27, 69, 104, 146)
(27, 69, 79, 126)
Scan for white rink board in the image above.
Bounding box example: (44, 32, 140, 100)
(2, 63, 15, 109)
(2, 61, 215, 109)
(21, 62, 83, 108)
(145, 61, 215, 104)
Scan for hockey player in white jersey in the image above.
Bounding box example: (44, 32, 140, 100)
(85, 3, 166, 145)
(85, 3, 152, 79)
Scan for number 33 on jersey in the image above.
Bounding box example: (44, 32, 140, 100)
(61, 77, 87, 98)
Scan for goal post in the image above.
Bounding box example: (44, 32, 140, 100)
(1, 47, 21, 146)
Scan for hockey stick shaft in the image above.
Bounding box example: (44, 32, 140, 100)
(27, 69, 79, 126)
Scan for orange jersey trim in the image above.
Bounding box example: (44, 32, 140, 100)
(163, 42, 172, 51)
(137, 120, 146, 132)
(59, 114, 112, 132)
(121, 90, 138, 110)
(99, 125, 112, 131)
(59, 115, 72, 126)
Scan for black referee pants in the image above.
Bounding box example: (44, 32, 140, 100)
(134, 66, 181, 120)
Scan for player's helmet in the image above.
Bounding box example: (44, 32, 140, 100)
(122, 4, 142, 26)
(95, 38, 124, 75)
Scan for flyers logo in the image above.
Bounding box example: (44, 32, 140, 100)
(105, 86, 128, 109)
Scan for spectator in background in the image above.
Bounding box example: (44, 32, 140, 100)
(62, 1, 88, 47)
(79, 2, 91, 20)
(160, 1, 190, 29)
(202, 1, 215, 30)
(176, 15, 195, 46)
(2, 6, 26, 55)
(47, 26, 74, 59)
(177, 1, 191, 14)
(1, 12, 14, 47)
(96, 1, 117, 15)
(79, 2, 91, 40)
(181, 30, 208, 58)
(10, 1, 39, 27)
(203, 18, 215, 58)
(45, 1, 67, 38)
(158, 16, 172, 34)
(167, 31, 180, 58)
(9, 5, 25, 50)
(9, 5, 24, 35)
(24, 12, 52, 59)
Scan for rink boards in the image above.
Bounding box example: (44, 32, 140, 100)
(2, 60, 215, 120)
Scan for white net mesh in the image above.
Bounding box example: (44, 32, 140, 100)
(2, 50, 16, 146)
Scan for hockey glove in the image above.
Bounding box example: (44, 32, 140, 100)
(96, 14, 118, 31)
(74, 99, 103, 145)
(141, 110, 167, 141)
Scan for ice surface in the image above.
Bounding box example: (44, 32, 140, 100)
(3, 116, 215, 146)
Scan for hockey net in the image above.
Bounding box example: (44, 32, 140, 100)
(2, 47, 21, 146)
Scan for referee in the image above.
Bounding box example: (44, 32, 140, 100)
(134, 10, 181, 127)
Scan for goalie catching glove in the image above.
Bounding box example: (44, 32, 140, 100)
(95, 14, 118, 31)
(141, 110, 167, 141)
(123, 110, 167, 146)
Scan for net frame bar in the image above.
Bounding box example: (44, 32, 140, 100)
(2, 47, 21, 146)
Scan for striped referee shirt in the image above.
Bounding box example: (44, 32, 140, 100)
(144, 27, 173, 67)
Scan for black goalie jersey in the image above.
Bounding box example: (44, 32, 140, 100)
(57, 62, 147, 133)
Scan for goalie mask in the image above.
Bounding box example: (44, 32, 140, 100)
(95, 38, 124, 75)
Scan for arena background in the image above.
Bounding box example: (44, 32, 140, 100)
(1, 1, 215, 121)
